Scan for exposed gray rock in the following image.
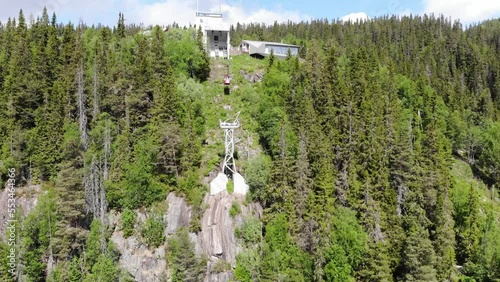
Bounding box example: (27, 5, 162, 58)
(111, 231, 166, 282)
(0, 184, 40, 240)
(108, 191, 262, 282)
(165, 193, 191, 235)
(240, 69, 263, 83)
(136, 210, 147, 224)
(197, 191, 263, 268)
(206, 271, 234, 282)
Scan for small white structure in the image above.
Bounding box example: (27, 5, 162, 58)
(210, 172, 228, 195)
(233, 173, 249, 195)
(196, 11, 230, 59)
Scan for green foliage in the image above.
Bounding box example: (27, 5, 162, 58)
(227, 179, 234, 194)
(20, 187, 57, 281)
(323, 206, 368, 281)
(121, 137, 166, 209)
(178, 169, 205, 206)
(235, 216, 262, 246)
(141, 214, 165, 248)
(242, 154, 272, 194)
(211, 259, 231, 273)
(479, 121, 500, 183)
(121, 209, 136, 238)
(450, 159, 500, 280)
(83, 254, 119, 282)
(167, 228, 206, 282)
(324, 244, 354, 282)
(259, 214, 313, 281)
(165, 28, 210, 81)
(234, 249, 261, 282)
(68, 257, 83, 282)
(84, 219, 105, 271)
(0, 242, 16, 281)
(3, 10, 500, 282)
(229, 202, 240, 217)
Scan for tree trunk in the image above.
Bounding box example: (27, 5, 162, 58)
(77, 64, 88, 150)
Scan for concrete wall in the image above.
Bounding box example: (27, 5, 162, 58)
(207, 30, 229, 58)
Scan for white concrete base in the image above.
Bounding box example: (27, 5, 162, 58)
(210, 173, 228, 195)
(233, 173, 249, 195)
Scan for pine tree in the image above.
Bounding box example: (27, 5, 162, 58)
(167, 228, 205, 282)
(459, 185, 481, 264)
(116, 12, 125, 39)
(401, 213, 438, 281)
(51, 123, 87, 260)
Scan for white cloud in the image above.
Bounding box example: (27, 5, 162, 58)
(127, 0, 309, 27)
(128, 0, 197, 26)
(423, 0, 500, 23)
(340, 12, 369, 22)
(221, 4, 308, 25)
(399, 9, 413, 17)
(1, 0, 309, 27)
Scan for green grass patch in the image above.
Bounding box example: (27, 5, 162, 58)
(230, 202, 241, 218)
(121, 209, 136, 238)
(227, 179, 234, 194)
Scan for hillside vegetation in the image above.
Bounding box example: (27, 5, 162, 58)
(0, 8, 499, 282)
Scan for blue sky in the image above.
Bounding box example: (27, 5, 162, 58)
(0, 0, 499, 27)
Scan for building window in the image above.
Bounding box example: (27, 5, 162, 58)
(214, 35, 219, 41)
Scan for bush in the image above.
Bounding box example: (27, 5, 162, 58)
(243, 155, 271, 192)
(121, 209, 136, 238)
(235, 216, 261, 246)
(227, 179, 234, 194)
(141, 215, 165, 248)
(229, 202, 241, 218)
(234, 249, 260, 282)
(212, 259, 231, 273)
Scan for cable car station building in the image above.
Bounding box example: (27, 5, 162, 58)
(196, 12, 230, 59)
(239, 40, 300, 59)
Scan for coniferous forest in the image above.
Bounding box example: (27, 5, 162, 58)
(1, 7, 500, 282)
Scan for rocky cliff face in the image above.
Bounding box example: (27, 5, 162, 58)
(197, 191, 262, 268)
(1, 182, 261, 281)
(111, 191, 262, 282)
(0, 184, 40, 239)
(111, 230, 166, 281)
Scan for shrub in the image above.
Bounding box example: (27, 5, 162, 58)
(235, 216, 261, 246)
(227, 179, 234, 194)
(141, 215, 165, 248)
(212, 259, 231, 273)
(229, 202, 241, 218)
(121, 209, 136, 238)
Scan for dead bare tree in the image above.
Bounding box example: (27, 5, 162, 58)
(76, 64, 88, 150)
(92, 62, 100, 121)
(84, 155, 108, 252)
(103, 119, 111, 181)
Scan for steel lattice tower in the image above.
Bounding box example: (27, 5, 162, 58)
(219, 111, 240, 177)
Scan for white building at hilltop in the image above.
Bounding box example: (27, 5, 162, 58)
(196, 11, 230, 59)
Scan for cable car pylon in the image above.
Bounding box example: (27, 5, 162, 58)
(220, 111, 240, 177)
